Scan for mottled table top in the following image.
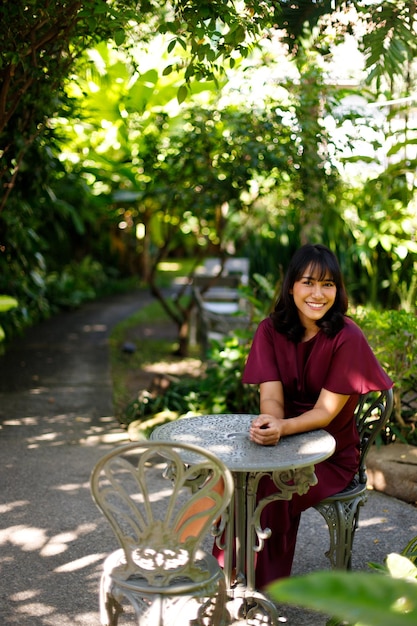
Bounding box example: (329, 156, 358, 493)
(151, 414, 335, 472)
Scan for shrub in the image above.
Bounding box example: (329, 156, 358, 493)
(352, 308, 417, 443)
(122, 335, 260, 430)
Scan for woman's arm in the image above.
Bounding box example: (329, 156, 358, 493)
(259, 380, 285, 419)
(250, 383, 350, 446)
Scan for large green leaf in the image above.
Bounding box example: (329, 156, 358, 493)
(269, 570, 417, 626)
(0, 296, 18, 312)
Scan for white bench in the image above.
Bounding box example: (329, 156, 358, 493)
(190, 272, 250, 353)
(196, 257, 250, 286)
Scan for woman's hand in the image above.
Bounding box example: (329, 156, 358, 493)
(249, 414, 284, 446)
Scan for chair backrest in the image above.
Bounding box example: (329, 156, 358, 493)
(355, 388, 394, 484)
(200, 257, 250, 285)
(193, 275, 241, 292)
(90, 441, 234, 587)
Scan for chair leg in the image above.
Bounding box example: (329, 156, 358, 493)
(100, 574, 123, 626)
(315, 494, 367, 570)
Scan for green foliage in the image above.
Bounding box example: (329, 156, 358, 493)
(270, 533, 417, 626)
(122, 335, 260, 428)
(0, 296, 18, 343)
(341, 163, 417, 310)
(358, 0, 417, 87)
(45, 256, 111, 309)
(0, 296, 18, 313)
(0, 128, 131, 340)
(0, 256, 132, 344)
(353, 308, 417, 388)
(2, 1, 417, 357)
(269, 566, 417, 626)
(352, 307, 417, 442)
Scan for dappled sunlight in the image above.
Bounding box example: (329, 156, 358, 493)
(1, 522, 100, 557)
(54, 552, 108, 572)
(41, 524, 97, 557)
(10, 589, 39, 602)
(82, 324, 107, 333)
(360, 515, 390, 528)
(14, 600, 55, 617)
(2, 408, 128, 448)
(55, 481, 91, 492)
(28, 432, 60, 443)
(143, 357, 202, 377)
(29, 387, 49, 395)
(3, 417, 40, 426)
(157, 261, 182, 271)
(1, 525, 47, 551)
(0, 500, 29, 514)
(0, 503, 107, 622)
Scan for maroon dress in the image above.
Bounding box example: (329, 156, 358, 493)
(240, 316, 392, 588)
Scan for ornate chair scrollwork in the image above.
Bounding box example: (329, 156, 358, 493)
(90, 441, 234, 626)
(314, 388, 394, 569)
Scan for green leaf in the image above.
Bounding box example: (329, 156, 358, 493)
(0, 296, 18, 312)
(177, 84, 188, 104)
(114, 30, 125, 47)
(269, 571, 417, 626)
(386, 554, 417, 580)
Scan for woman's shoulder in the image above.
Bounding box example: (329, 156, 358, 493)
(332, 316, 368, 344)
(256, 317, 287, 342)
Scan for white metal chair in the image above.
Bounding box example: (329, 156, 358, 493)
(314, 388, 394, 569)
(90, 441, 234, 626)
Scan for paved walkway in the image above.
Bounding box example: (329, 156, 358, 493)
(0, 291, 416, 626)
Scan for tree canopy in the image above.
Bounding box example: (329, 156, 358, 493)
(2, 1, 417, 208)
(1, 1, 417, 349)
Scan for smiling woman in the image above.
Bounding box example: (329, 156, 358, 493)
(214, 243, 394, 590)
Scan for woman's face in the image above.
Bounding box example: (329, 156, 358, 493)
(290, 264, 337, 330)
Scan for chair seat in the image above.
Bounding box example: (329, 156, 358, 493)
(101, 548, 228, 626)
(319, 476, 367, 502)
(103, 547, 225, 595)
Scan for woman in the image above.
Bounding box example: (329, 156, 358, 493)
(242, 243, 392, 589)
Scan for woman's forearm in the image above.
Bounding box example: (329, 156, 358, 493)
(259, 397, 285, 420)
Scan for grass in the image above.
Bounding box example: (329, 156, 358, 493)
(108, 263, 203, 422)
(109, 300, 176, 417)
(109, 257, 219, 424)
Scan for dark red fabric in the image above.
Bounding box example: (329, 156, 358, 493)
(218, 316, 393, 588)
(242, 316, 392, 471)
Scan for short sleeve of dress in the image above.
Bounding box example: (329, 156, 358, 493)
(322, 318, 393, 395)
(242, 317, 393, 395)
(242, 318, 282, 384)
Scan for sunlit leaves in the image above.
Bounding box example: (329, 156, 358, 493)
(358, 0, 417, 86)
(269, 569, 417, 626)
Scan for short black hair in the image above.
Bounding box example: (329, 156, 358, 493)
(270, 244, 348, 342)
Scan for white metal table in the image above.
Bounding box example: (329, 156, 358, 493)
(151, 413, 335, 625)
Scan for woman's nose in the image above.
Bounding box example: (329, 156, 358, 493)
(312, 284, 323, 298)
